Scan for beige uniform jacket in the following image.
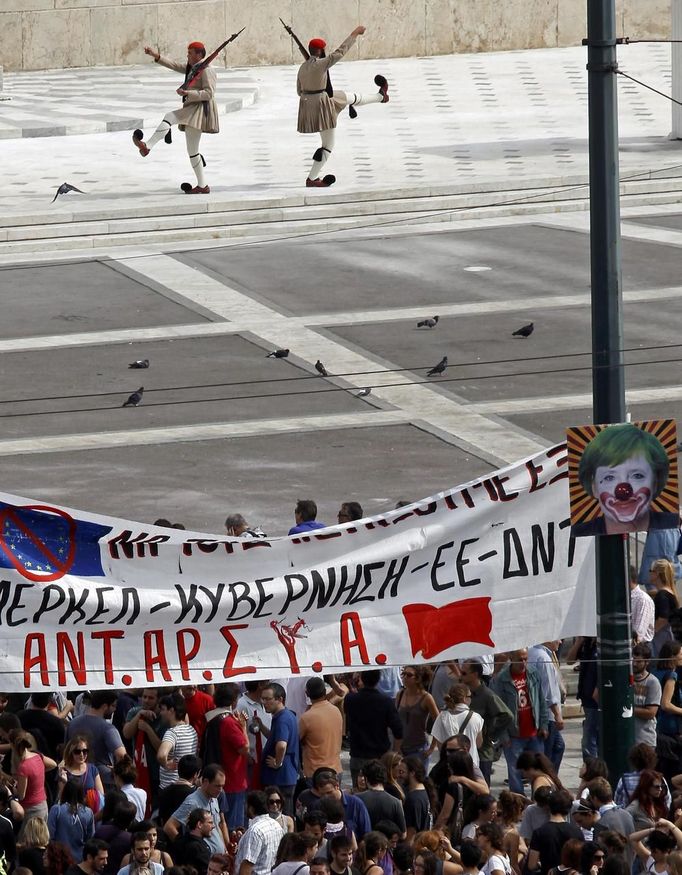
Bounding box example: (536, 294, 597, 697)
(296, 34, 357, 133)
(156, 56, 219, 134)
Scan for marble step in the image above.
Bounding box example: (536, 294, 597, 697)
(1, 176, 681, 255)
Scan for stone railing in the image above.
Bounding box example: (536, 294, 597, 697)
(0, 0, 670, 72)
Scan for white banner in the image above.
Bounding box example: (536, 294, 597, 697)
(0, 443, 596, 691)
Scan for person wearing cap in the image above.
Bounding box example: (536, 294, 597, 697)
(298, 677, 343, 778)
(133, 41, 219, 194)
(297, 26, 390, 187)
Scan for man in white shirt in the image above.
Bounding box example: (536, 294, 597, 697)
(630, 565, 655, 642)
(237, 681, 272, 788)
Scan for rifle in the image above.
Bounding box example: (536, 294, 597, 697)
(279, 17, 309, 60)
(181, 28, 246, 90)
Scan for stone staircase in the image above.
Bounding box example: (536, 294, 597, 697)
(2, 172, 682, 257)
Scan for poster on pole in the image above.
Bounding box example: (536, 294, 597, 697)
(567, 419, 679, 537)
(0, 443, 596, 691)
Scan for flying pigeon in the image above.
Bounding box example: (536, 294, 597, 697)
(266, 349, 290, 359)
(427, 356, 448, 377)
(512, 322, 534, 338)
(417, 316, 439, 329)
(122, 387, 144, 407)
(128, 359, 150, 369)
(315, 360, 329, 376)
(356, 388, 372, 397)
(51, 182, 85, 203)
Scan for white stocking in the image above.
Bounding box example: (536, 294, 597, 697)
(308, 128, 335, 180)
(185, 127, 205, 187)
(146, 111, 180, 150)
(349, 92, 383, 107)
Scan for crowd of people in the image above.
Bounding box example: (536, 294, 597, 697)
(0, 548, 681, 875)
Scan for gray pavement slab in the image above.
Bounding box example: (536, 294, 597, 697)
(629, 211, 682, 231)
(0, 261, 208, 338)
(0, 334, 368, 439)
(508, 399, 682, 445)
(178, 223, 682, 319)
(327, 297, 682, 403)
(0, 424, 494, 533)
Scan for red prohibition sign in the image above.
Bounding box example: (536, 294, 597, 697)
(0, 505, 77, 583)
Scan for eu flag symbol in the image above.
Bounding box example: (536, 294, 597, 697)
(0, 502, 112, 582)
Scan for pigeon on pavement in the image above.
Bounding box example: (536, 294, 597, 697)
(356, 387, 372, 397)
(417, 316, 439, 329)
(266, 349, 290, 358)
(122, 387, 144, 407)
(427, 356, 448, 377)
(315, 360, 329, 376)
(512, 322, 534, 338)
(51, 182, 85, 203)
(128, 359, 150, 369)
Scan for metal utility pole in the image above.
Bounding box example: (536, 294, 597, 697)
(586, 0, 634, 781)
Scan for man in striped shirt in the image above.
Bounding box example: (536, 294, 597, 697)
(157, 693, 198, 789)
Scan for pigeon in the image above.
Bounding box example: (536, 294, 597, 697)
(356, 387, 372, 397)
(315, 360, 329, 376)
(417, 316, 439, 329)
(128, 359, 150, 369)
(122, 387, 144, 407)
(427, 356, 448, 377)
(51, 182, 85, 203)
(266, 349, 290, 359)
(512, 322, 534, 338)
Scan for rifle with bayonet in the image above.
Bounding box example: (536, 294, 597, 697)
(279, 17, 309, 60)
(181, 28, 246, 90)
(279, 17, 334, 98)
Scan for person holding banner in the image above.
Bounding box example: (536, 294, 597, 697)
(122, 689, 163, 819)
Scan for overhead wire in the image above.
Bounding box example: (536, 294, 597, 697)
(1, 352, 681, 419)
(3, 339, 682, 407)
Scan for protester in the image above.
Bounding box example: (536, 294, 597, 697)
(48, 781, 95, 861)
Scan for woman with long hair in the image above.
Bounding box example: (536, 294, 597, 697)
(496, 791, 527, 875)
(515, 751, 565, 795)
(264, 786, 295, 832)
(414, 851, 443, 875)
(654, 641, 682, 738)
(44, 842, 76, 875)
(47, 780, 95, 861)
(403, 757, 437, 842)
(430, 741, 488, 806)
(433, 749, 487, 833)
(11, 730, 56, 840)
(578, 841, 605, 875)
(58, 735, 105, 816)
(356, 832, 389, 875)
(461, 795, 497, 840)
(16, 815, 49, 875)
(626, 770, 669, 830)
(553, 838, 583, 875)
(397, 668, 439, 764)
(650, 559, 680, 655)
(477, 823, 512, 875)
(381, 753, 406, 802)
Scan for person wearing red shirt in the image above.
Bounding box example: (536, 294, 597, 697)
(182, 687, 215, 742)
(204, 685, 249, 830)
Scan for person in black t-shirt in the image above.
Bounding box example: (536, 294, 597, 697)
(65, 838, 109, 875)
(157, 754, 202, 825)
(17, 692, 65, 761)
(527, 791, 582, 875)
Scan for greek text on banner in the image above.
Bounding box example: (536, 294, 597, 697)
(0, 443, 596, 691)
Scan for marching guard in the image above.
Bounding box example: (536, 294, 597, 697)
(295, 25, 390, 187)
(133, 42, 220, 194)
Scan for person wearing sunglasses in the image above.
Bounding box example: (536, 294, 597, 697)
(626, 770, 669, 831)
(58, 736, 105, 816)
(577, 841, 606, 875)
(265, 787, 294, 833)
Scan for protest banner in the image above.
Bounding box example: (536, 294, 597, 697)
(0, 443, 596, 691)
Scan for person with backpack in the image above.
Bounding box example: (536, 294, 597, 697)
(427, 685, 484, 767)
(203, 684, 250, 830)
(48, 782, 95, 862)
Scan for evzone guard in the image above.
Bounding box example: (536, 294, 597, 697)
(132, 41, 221, 194)
(294, 24, 389, 187)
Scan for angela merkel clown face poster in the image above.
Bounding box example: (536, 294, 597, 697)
(567, 420, 679, 537)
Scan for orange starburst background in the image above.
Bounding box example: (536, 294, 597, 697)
(566, 419, 678, 526)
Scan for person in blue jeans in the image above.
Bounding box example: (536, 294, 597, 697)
(491, 649, 549, 795)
